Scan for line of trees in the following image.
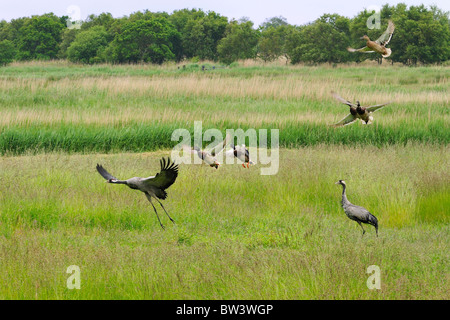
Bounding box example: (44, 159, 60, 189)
(0, 3, 449, 66)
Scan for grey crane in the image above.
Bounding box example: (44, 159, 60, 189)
(335, 180, 378, 237)
(331, 91, 392, 126)
(96, 157, 179, 229)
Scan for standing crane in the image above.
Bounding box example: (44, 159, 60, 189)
(96, 157, 179, 230)
(335, 180, 379, 237)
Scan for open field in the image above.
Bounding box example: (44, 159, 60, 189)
(0, 61, 449, 299)
(0, 61, 448, 154)
(0, 147, 448, 299)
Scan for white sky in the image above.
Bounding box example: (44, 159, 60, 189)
(1, 0, 449, 26)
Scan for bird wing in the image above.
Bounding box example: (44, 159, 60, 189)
(210, 133, 231, 157)
(224, 148, 235, 157)
(347, 46, 375, 53)
(202, 152, 218, 165)
(237, 145, 250, 158)
(331, 91, 357, 107)
(375, 20, 395, 46)
(366, 102, 392, 113)
(142, 157, 179, 191)
(182, 145, 198, 154)
(96, 164, 118, 181)
(332, 114, 358, 127)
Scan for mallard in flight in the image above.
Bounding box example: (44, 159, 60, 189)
(347, 20, 395, 58)
(225, 144, 255, 168)
(183, 134, 231, 169)
(331, 91, 392, 126)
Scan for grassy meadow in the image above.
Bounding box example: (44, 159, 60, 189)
(0, 61, 448, 299)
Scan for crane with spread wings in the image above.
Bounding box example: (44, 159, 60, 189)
(96, 157, 179, 229)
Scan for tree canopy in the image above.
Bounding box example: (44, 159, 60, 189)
(0, 3, 448, 66)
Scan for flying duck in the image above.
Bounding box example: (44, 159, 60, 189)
(183, 134, 230, 169)
(331, 91, 392, 126)
(225, 144, 255, 168)
(347, 20, 395, 58)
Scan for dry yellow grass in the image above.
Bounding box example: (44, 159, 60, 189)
(0, 70, 448, 127)
(1, 75, 447, 103)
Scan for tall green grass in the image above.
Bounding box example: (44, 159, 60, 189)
(0, 62, 448, 299)
(0, 147, 448, 299)
(1, 61, 447, 155)
(1, 120, 448, 155)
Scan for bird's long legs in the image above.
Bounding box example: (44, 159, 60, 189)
(146, 194, 165, 229)
(358, 222, 366, 236)
(150, 201, 165, 230)
(155, 197, 175, 224)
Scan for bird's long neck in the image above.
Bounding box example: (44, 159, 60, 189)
(341, 184, 350, 207)
(110, 179, 128, 185)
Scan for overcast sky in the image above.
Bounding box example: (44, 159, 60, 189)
(1, 1, 449, 26)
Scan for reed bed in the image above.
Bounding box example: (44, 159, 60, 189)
(0, 62, 448, 155)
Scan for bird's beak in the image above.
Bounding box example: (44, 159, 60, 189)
(360, 36, 365, 40)
(335, 181, 340, 185)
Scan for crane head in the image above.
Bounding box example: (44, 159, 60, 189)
(335, 180, 346, 186)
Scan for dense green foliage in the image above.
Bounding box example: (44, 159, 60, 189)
(0, 39, 16, 65)
(169, 9, 228, 61)
(67, 26, 109, 64)
(0, 3, 449, 65)
(13, 13, 65, 60)
(217, 19, 259, 64)
(106, 17, 181, 64)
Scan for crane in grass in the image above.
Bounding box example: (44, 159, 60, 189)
(335, 180, 379, 237)
(96, 157, 179, 230)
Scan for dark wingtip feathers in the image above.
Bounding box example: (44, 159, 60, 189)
(160, 156, 179, 173)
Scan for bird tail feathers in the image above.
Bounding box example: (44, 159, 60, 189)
(382, 48, 392, 58)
